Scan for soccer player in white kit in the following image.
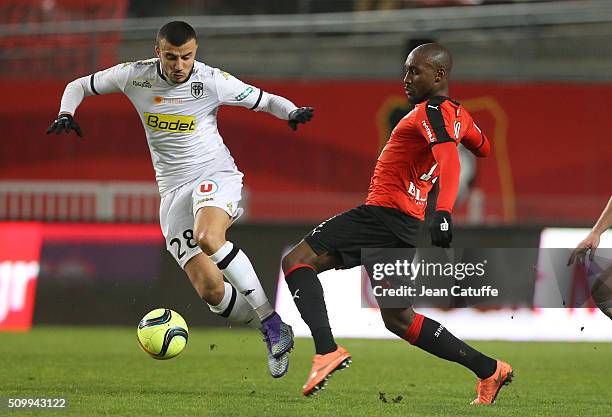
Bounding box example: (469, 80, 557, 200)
(46, 21, 313, 378)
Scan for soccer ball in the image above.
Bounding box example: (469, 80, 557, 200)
(137, 308, 189, 360)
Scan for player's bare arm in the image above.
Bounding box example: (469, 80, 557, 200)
(568, 196, 612, 264)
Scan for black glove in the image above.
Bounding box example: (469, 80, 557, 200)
(46, 114, 83, 137)
(429, 210, 453, 248)
(288, 107, 314, 131)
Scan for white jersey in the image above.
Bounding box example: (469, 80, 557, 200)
(60, 59, 296, 195)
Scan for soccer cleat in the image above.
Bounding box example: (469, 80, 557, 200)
(267, 351, 289, 378)
(261, 312, 294, 358)
(302, 345, 352, 396)
(470, 360, 513, 405)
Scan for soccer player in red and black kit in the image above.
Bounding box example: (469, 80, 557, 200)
(282, 43, 513, 403)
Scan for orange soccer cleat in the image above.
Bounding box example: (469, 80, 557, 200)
(302, 345, 352, 396)
(471, 360, 514, 405)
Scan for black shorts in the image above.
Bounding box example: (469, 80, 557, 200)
(304, 204, 422, 269)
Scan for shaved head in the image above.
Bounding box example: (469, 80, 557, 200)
(403, 43, 453, 104)
(410, 43, 453, 74)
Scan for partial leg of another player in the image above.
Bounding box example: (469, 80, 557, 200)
(194, 206, 294, 376)
(379, 307, 513, 404)
(282, 240, 352, 396)
(590, 266, 612, 320)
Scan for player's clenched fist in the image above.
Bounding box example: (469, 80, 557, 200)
(288, 107, 314, 131)
(429, 210, 453, 248)
(46, 114, 83, 137)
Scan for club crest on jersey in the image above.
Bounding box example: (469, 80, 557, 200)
(196, 180, 218, 196)
(191, 82, 204, 99)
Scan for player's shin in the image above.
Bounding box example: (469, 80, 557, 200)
(402, 313, 497, 379)
(285, 264, 337, 354)
(207, 281, 261, 328)
(209, 241, 274, 320)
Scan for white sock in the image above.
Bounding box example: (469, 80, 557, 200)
(209, 241, 274, 320)
(207, 282, 260, 328)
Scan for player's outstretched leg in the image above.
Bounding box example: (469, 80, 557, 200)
(195, 207, 294, 374)
(380, 308, 513, 404)
(282, 240, 352, 396)
(185, 253, 289, 378)
(209, 281, 291, 378)
(207, 240, 294, 360)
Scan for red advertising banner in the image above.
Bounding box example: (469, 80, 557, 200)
(0, 223, 42, 331)
(0, 222, 164, 331)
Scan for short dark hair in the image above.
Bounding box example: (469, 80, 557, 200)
(156, 21, 197, 46)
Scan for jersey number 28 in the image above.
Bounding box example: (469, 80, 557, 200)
(170, 229, 199, 260)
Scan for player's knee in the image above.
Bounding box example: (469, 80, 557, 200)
(281, 251, 300, 274)
(381, 308, 416, 337)
(281, 250, 314, 275)
(194, 230, 225, 255)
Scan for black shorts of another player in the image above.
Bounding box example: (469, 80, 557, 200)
(304, 204, 422, 269)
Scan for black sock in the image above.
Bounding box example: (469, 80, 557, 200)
(404, 314, 497, 379)
(285, 265, 337, 355)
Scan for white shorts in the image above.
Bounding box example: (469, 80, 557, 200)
(159, 162, 244, 269)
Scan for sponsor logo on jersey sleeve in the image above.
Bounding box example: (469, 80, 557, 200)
(144, 113, 196, 133)
(234, 87, 255, 101)
(191, 82, 204, 99)
(221, 71, 230, 79)
(421, 120, 435, 142)
(196, 180, 219, 196)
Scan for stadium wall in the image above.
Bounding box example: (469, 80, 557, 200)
(1, 222, 541, 328)
(3, 222, 610, 341)
(2, 80, 610, 224)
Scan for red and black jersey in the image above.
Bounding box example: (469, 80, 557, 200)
(365, 95, 490, 220)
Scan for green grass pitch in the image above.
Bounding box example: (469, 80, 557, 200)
(2, 326, 611, 416)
